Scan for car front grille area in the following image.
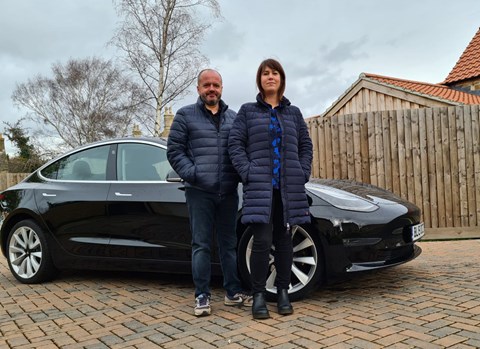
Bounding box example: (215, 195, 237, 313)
(345, 244, 415, 267)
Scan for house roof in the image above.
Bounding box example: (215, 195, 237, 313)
(443, 27, 480, 84)
(364, 73, 480, 105)
(320, 28, 480, 117)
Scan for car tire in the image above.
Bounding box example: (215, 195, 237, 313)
(6, 219, 57, 284)
(237, 224, 324, 302)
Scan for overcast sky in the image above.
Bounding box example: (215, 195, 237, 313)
(1, 0, 479, 154)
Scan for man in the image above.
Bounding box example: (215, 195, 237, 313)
(167, 69, 252, 316)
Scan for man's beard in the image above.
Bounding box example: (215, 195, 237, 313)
(201, 94, 221, 106)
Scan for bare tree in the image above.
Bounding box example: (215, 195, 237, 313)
(111, 0, 221, 136)
(12, 57, 148, 149)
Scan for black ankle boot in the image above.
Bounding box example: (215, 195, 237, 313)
(252, 292, 270, 319)
(277, 289, 293, 315)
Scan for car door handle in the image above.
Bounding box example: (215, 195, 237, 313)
(42, 193, 57, 197)
(115, 192, 133, 197)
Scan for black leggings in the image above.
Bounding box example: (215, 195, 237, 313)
(250, 189, 293, 293)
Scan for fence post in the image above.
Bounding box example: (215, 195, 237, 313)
(0, 172, 30, 191)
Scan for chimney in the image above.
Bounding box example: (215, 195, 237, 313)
(161, 107, 174, 138)
(0, 133, 8, 172)
(132, 124, 142, 137)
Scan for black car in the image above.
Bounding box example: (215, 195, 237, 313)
(0, 137, 424, 300)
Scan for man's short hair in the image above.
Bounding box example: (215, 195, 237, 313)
(197, 69, 222, 85)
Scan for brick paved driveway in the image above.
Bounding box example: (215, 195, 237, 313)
(1, 240, 480, 349)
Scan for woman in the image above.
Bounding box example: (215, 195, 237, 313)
(228, 58, 313, 319)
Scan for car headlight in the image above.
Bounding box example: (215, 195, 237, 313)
(306, 184, 379, 212)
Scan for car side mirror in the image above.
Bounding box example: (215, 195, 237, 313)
(166, 169, 182, 182)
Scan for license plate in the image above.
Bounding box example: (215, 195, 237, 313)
(411, 223, 425, 241)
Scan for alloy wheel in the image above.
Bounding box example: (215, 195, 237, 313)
(8, 225, 43, 279)
(245, 225, 318, 294)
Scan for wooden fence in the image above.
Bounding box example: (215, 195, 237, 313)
(3, 105, 480, 233)
(0, 172, 29, 191)
(307, 105, 480, 230)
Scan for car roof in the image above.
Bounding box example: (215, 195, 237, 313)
(37, 137, 167, 173)
(84, 136, 167, 147)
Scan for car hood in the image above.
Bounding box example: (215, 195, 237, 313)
(307, 178, 418, 210)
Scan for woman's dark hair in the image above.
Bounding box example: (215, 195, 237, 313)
(256, 58, 286, 99)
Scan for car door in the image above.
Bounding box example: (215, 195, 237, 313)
(35, 144, 112, 257)
(106, 141, 191, 263)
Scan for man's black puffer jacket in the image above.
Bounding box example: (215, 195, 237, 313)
(228, 94, 313, 226)
(167, 97, 240, 194)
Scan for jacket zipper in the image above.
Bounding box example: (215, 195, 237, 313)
(217, 116, 222, 196)
(278, 110, 289, 228)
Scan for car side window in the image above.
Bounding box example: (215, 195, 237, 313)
(41, 145, 110, 181)
(117, 143, 170, 181)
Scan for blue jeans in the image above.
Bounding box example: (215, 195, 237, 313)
(185, 187, 242, 298)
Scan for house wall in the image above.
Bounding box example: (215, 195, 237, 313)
(450, 77, 480, 92)
(307, 104, 480, 230)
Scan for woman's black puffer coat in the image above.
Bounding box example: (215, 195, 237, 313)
(228, 94, 313, 226)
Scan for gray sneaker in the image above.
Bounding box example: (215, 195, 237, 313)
(194, 294, 211, 316)
(224, 292, 253, 307)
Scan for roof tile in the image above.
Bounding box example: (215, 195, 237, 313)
(364, 73, 480, 105)
(443, 27, 480, 84)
